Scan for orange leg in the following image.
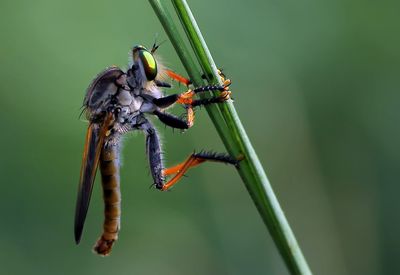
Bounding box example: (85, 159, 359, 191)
(160, 152, 238, 191)
(165, 69, 232, 104)
(162, 155, 206, 176)
(175, 79, 232, 106)
(172, 78, 231, 128)
(165, 70, 191, 86)
(155, 70, 232, 129)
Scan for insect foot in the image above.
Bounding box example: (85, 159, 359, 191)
(217, 69, 232, 102)
(154, 182, 165, 190)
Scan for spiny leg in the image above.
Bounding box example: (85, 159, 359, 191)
(153, 80, 231, 129)
(141, 118, 238, 191)
(155, 69, 232, 108)
(191, 69, 232, 102)
(154, 95, 232, 130)
(142, 120, 164, 190)
(172, 80, 232, 106)
(160, 151, 238, 191)
(153, 110, 192, 129)
(191, 93, 231, 107)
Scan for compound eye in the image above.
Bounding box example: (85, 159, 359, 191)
(138, 50, 157, 81)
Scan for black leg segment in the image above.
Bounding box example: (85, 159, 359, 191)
(193, 150, 239, 166)
(154, 80, 172, 88)
(193, 84, 226, 94)
(153, 110, 189, 129)
(141, 120, 164, 189)
(153, 94, 179, 108)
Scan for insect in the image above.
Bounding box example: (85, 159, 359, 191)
(75, 43, 238, 256)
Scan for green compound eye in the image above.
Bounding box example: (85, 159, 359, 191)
(138, 49, 157, 81)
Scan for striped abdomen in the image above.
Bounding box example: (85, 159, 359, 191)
(93, 144, 121, 256)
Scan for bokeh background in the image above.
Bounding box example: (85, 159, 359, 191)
(0, 0, 399, 274)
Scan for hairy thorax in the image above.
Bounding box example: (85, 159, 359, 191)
(111, 88, 148, 134)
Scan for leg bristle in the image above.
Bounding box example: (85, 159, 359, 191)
(193, 150, 239, 165)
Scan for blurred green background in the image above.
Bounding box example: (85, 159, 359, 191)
(0, 0, 399, 274)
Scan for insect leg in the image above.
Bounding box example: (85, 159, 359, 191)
(181, 69, 232, 102)
(153, 78, 231, 109)
(160, 151, 239, 191)
(154, 79, 172, 88)
(164, 69, 229, 88)
(152, 94, 180, 108)
(153, 110, 191, 129)
(152, 70, 231, 127)
(191, 94, 231, 107)
(165, 70, 191, 86)
(93, 143, 121, 256)
(142, 120, 165, 190)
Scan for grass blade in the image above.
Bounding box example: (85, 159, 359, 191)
(149, 0, 312, 274)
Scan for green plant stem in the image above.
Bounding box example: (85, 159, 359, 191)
(148, 0, 312, 274)
(148, 0, 237, 153)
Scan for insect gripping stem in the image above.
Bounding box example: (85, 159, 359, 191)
(149, 0, 313, 274)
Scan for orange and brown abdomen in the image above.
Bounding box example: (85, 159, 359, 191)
(93, 144, 121, 256)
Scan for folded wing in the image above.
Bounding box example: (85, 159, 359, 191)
(75, 114, 112, 244)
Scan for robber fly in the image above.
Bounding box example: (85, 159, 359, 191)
(75, 43, 237, 256)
